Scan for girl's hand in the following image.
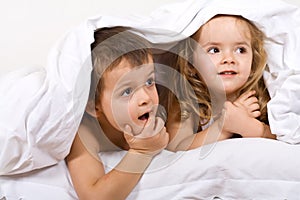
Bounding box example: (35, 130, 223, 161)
(220, 100, 267, 138)
(123, 113, 169, 156)
(220, 101, 255, 135)
(233, 90, 261, 118)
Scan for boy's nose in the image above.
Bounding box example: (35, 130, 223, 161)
(136, 87, 151, 106)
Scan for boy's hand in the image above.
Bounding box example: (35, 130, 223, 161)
(123, 113, 169, 156)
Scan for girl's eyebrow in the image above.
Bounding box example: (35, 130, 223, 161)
(201, 41, 251, 47)
(235, 41, 251, 47)
(200, 41, 220, 47)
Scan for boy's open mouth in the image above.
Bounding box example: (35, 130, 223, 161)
(138, 112, 150, 121)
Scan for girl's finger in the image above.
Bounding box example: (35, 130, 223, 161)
(243, 96, 259, 106)
(237, 90, 256, 102)
(251, 110, 261, 118)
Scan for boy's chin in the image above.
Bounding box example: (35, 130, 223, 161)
(118, 122, 147, 136)
(130, 123, 147, 136)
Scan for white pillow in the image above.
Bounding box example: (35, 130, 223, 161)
(0, 15, 145, 175)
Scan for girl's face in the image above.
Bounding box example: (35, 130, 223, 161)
(194, 16, 253, 100)
(98, 57, 159, 135)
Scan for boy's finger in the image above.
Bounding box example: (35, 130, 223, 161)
(153, 117, 165, 134)
(123, 124, 134, 136)
(138, 112, 156, 138)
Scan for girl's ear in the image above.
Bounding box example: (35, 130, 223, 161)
(85, 100, 100, 118)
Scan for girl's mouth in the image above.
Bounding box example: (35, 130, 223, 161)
(218, 71, 237, 75)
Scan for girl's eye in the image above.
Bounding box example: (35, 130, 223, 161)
(236, 47, 247, 54)
(145, 77, 155, 86)
(207, 47, 219, 54)
(121, 88, 132, 97)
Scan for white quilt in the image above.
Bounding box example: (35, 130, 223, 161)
(1, 0, 300, 175)
(1, 0, 300, 199)
(1, 138, 300, 199)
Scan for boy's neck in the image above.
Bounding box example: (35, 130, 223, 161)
(97, 114, 130, 150)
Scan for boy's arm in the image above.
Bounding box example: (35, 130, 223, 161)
(66, 116, 168, 200)
(66, 134, 149, 200)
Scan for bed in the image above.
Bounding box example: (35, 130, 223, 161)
(1, 0, 300, 199)
(1, 138, 300, 199)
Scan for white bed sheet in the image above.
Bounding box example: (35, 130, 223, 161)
(1, 0, 300, 175)
(1, 138, 300, 199)
(0, 161, 77, 200)
(102, 138, 300, 199)
(1, 0, 300, 199)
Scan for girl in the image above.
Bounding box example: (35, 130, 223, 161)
(166, 14, 276, 151)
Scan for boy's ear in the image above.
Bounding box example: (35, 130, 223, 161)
(85, 100, 99, 118)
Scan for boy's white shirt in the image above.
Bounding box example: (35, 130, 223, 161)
(0, 0, 300, 175)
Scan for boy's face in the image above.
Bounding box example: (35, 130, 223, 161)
(99, 57, 159, 135)
(194, 16, 253, 100)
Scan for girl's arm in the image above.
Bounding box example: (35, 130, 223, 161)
(188, 100, 276, 150)
(227, 90, 276, 139)
(188, 119, 233, 150)
(166, 100, 233, 151)
(167, 91, 276, 151)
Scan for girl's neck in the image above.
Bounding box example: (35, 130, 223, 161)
(226, 94, 237, 102)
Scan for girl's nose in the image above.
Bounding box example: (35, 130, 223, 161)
(221, 52, 235, 64)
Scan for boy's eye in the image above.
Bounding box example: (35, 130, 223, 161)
(121, 88, 132, 97)
(145, 77, 155, 86)
(207, 47, 219, 54)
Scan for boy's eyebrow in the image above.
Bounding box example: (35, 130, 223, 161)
(146, 69, 155, 76)
(116, 68, 155, 89)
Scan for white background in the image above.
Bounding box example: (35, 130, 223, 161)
(1, 0, 300, 73)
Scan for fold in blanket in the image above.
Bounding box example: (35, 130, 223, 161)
(1, 0, 300, 175)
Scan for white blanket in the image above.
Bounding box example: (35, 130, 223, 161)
(0, 0, 300, 197)
(103, 138, 300, 199)
(0, 161, 77, 200)
(1, 138, 300, 199)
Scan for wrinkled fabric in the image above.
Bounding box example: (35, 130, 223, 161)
(101, 138, 300, 200)
(1, 0, 300, 176)
(0, 15, 144, 175)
